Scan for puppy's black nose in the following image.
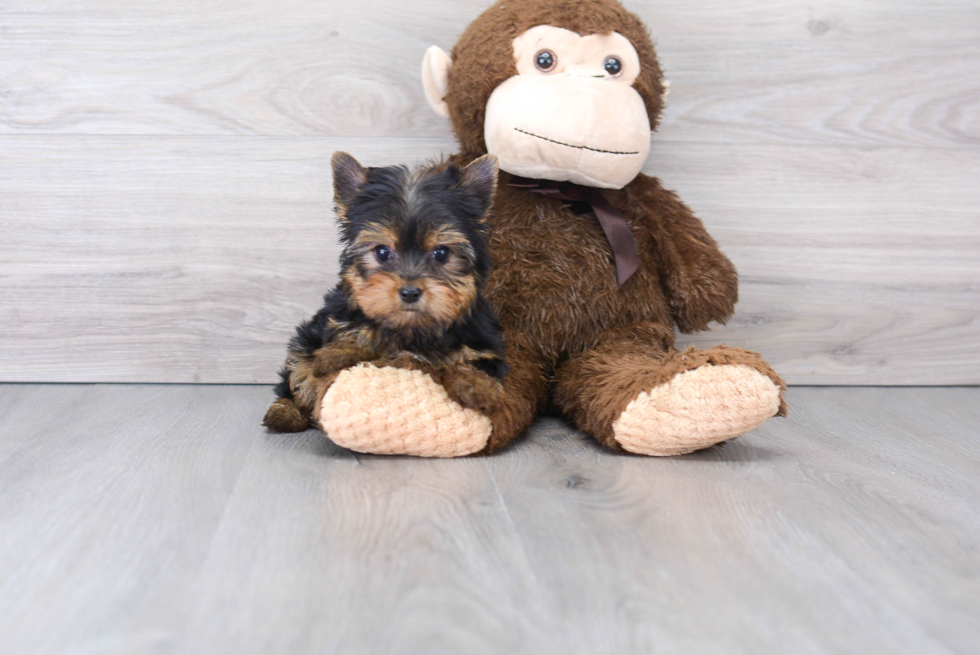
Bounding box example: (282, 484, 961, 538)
(398, 286, 422, 304)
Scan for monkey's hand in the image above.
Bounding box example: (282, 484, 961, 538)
(630, 174, 739, 332)
(440, 364, 504, 414)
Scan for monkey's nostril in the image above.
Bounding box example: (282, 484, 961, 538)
(398, 286, 422, 303)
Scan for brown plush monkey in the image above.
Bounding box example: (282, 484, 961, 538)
(316, 0, 786, 457)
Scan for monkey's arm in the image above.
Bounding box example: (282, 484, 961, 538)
(626, 174, 739, 333)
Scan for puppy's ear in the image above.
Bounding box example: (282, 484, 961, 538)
(331, 152, 367, 216)
(457, 154, 499, 213)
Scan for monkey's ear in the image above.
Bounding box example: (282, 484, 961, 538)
(331, 151, 367, 213)
(421, 46, 452, 118)
(457, 154, 499, 211)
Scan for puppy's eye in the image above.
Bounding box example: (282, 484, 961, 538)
(535, 50, 557, 72)
(373, 245, 393, 263)
(604, 56, 623, 77)
(431, 246, 450, 264)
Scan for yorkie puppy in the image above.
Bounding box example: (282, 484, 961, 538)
(263, 152, 507, 433)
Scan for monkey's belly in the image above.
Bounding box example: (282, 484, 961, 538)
(486, 196, 672, 360)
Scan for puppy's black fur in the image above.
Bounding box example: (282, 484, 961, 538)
(264, 153, 507, 433)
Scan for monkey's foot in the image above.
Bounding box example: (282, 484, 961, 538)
(612, 364, 782, 456)
(318, 363, 492, 457)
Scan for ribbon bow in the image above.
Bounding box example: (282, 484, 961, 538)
(508, 176, 640, 286)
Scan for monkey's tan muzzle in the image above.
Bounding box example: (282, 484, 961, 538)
(484, 75, 651, 189)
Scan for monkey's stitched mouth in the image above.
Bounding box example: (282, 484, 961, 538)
(514, 128, 640, 155)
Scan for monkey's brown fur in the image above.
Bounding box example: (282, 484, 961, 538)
(429, 0, 786, 454)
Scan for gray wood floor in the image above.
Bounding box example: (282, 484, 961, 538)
(0, 385, 977, 654)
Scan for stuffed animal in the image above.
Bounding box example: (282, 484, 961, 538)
(316, 0, 786, 457)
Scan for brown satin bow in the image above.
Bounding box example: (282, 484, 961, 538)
(507, 176, 640, 286)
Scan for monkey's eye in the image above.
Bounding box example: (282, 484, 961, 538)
(431, 246, 450, 264)
(535, 49, 557, 72)
(373, 245, 393, 263)
(604, 56, 623, 77)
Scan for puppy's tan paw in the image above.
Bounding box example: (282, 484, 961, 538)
(444, 371, 503, 414)
(313, 346, 368, 377)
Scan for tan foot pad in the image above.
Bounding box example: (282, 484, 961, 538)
(612, 364, 781, 456)
(319, 364, 492, 458)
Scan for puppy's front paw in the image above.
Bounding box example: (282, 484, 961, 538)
(313, 345, 371, 377)
(444, 370, 503, 414)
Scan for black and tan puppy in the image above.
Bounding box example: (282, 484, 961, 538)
(263, 152, 507, 433)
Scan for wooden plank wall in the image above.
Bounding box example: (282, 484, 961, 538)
(1, 0, 977, 384)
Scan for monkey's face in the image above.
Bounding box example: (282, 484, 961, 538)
(484, 26, 650, 189)
(422, 1, 668, 186)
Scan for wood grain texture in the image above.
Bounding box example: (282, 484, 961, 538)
(2, 136, 977, 384)
(0, 0, 978, 383)
(0, 384, 978, 654)
(0, 1, 976, 149)
(0, 384, 260, 655)
(7, 137, 980, 384)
